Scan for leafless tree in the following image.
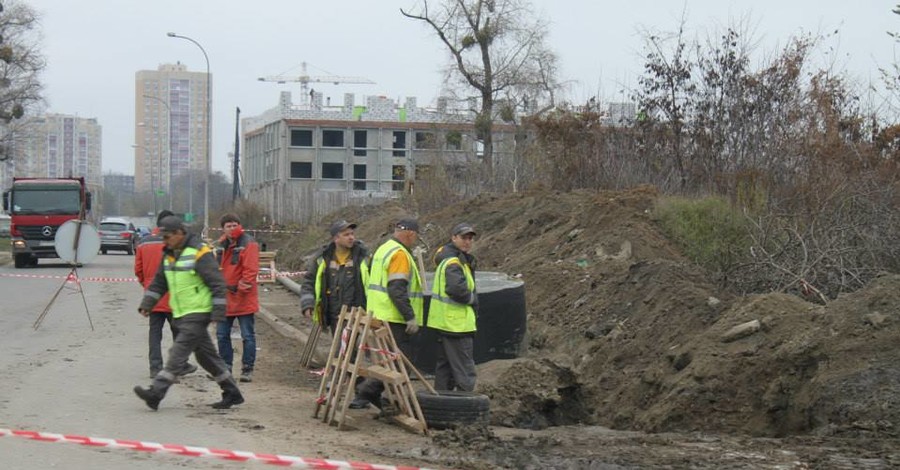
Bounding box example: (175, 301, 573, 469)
(0, 1, 46, 161)
(401, 0, 558, 180)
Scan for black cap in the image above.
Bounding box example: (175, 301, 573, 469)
(395, 218, 419, 233)
(156, 209, 175, 227)
(158, 215, 186, 234)
(451, 223, 476, 237)
(329, 219, 357, 237)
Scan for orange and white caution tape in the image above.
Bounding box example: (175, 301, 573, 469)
(0, 427, 433, 469)
(0, 271, 306, 283)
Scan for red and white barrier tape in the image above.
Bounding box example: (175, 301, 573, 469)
(209, 227, 306, 235)
(0, 428, 433, 469)
(0, 271, 305, 283)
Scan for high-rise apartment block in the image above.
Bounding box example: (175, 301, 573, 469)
(134, 62, 210, 195)
(0, 113, 103, 192)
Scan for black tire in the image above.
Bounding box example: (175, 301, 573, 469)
(416, 390, 490, 429)
(13, 254, 29, 268)
(101, 249, 107, 255)
(126, 244, 134, 255)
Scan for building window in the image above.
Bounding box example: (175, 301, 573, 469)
(353, 164, 366, 190)
(392, 131, 406, 157)
(290, 161, 312, 178)
(322, 130, 345, 147)
(392, 165, 406, 191)
(290, 129, 313, 147)
(415, 131, 436, 149)
(322, 162, 344, 179)
(353, 130, 367, 157)
(446, 131, 462, 150)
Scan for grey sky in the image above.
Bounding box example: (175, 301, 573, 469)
(28, 0, 900, 175)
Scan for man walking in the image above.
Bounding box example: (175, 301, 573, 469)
(356, 218, 424, 408)
(133, 216, 244, 411)
(428, 223, 479, 391)
(215, 213, 260, 383)
(134, 209, 197, 378)
(300, 219, 369, 332)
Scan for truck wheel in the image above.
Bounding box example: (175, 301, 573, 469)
(416, 390, 491, 430)
(14, 254, 29, 268)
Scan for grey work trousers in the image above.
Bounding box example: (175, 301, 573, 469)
(434, 334, 476, 392)
(151, 313, 233, 393)
(148, 311, 178, 373)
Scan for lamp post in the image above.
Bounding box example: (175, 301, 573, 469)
(167, 32, 210, 233)
(141, 94, 171, 211)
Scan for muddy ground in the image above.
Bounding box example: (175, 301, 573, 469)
(255, 187, 900, 468)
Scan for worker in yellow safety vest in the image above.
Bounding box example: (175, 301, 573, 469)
(354, 217, 423, 409)
(427, 222, 478, 391)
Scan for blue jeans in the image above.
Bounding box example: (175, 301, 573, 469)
(216, 315, 256, 373)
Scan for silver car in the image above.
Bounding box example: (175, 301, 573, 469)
(98, 217, 138, 255)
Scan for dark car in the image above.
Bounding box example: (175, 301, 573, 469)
(98, 217, 138, 255)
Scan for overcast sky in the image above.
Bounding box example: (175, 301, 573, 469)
(27, 0, 900, 175)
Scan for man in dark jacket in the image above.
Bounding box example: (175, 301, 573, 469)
(300, 220, 369, 331)
(133, 216, 244, 411)
(428, 222, 479, 391)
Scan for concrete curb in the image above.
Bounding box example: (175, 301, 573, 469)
(257, 273, 327, 366)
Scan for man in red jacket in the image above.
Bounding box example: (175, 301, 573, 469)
(134, 210, 197, 378)
(215, 213, 260, 383)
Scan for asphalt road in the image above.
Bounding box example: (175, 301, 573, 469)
(0, 253, 308, 469)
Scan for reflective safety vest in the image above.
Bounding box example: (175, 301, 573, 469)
(163, 245, 213, 318)
(427, 257, 477, 333)
(367, 239, 423, 325)
(312, 254, 370, 325)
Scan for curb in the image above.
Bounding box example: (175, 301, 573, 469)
(257, 297, 326, 367)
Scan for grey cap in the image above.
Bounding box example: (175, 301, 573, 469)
(451, 223, 476, 237)
(329, 219, 357, 237)
(158, 215, 186, 234)
(395, 218, 419, 233)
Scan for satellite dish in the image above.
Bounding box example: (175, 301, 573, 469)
(55, 220, 101, 264)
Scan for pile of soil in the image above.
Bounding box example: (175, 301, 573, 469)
(272, 187, 900, 438)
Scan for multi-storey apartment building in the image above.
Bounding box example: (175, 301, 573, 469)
(242, 91, 516, 224)
(134, 62, 210, 196)
(0, 113, 103, 193)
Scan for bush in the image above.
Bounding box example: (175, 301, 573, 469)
(654, 196, 750, 280)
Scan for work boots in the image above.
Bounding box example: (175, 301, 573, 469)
(210, 378, 245, 409)
(133, 385, 165, 411)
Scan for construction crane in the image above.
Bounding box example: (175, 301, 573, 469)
(257, 62, 375, 105)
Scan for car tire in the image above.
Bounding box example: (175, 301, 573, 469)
(101, 249, 107, 255)
(126, 244, 134, 255)
(415, 390, 490, 430)
(14, 254, 30, 269)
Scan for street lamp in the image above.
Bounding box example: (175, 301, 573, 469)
(142, 94, 172, 211)
(167, 32, 210, 234)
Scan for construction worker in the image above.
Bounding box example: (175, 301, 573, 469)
(354, 218, 424, 408)
(428, 223, 478, 391)
(215, 213, 260, 383)
(133, 216, 244, 411)
(134, 209, 197, 378)
(300, 219, 370, 332)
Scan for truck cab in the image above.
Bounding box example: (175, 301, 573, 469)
(2, 177, 91, 268)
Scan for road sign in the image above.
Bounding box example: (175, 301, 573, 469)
(184, 213, 194, 222)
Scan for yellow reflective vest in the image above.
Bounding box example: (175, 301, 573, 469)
(163, 245, 213, 318)
(312, 254, 370, 325)
(367, 239, 423, 325)
(427, 257, 477, 333)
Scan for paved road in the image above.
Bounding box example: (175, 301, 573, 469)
(0, 254, 299, 469)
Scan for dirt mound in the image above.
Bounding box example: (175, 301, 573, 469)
(275, 187, 900, 438)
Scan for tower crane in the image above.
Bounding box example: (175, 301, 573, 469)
(257, 62, 375, 105)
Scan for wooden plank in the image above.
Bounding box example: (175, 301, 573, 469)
(360, 365, 405, 384)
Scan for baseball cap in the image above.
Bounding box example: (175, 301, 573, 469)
(395, 218, 419, 233)
(329, 219, 357, 237)
(158, 215, 186, 234)
(451, 223, 477, 237)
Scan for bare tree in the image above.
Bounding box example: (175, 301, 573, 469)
(401, 0, 557, 180)
(0, 0, 46, 161)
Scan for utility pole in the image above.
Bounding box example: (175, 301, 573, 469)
(233, 107, 241, 203)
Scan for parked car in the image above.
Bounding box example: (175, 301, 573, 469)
(98, 217, 138, 255)
(136, 225, 152, 240)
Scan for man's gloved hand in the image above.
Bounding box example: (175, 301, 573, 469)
(405, 319, 420, 335)
(211, 305, 226, 322)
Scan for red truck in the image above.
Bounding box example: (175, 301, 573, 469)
(2, 177, 92, 268)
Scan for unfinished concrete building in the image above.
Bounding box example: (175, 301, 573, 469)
(241, 91, 517, 224)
